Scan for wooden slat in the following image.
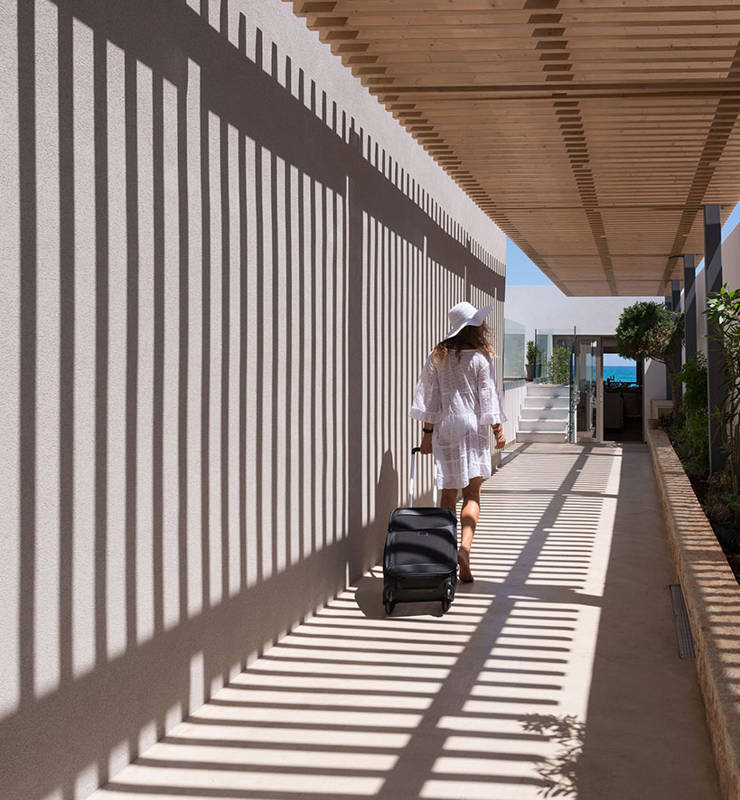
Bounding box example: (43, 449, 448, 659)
(289, 0, 740, 295)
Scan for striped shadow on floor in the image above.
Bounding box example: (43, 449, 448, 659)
(91, 443, 720, 800)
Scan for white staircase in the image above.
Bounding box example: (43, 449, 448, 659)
(516, 384, 569, 443)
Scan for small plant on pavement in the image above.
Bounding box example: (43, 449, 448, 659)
(522, 714, 585, 798)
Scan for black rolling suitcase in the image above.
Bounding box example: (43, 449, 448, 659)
(382, 447, 458, 615)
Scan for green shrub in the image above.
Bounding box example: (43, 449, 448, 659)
(674, 413, 709, 477)
(548, 346, 570, 385)
(659, 410, 680, 439)
(705, 285, 740, 527)
(705, 468, 734, 525)
(678, 352, 708, 416)
(714, 521, 740, 552)
(671, 354, 708, 477)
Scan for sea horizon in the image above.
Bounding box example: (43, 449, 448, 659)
(604, 364, 637, 383)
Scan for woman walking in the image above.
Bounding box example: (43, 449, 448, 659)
(409, 301, 506, 582)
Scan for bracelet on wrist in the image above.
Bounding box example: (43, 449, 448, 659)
(422, 427, 434, 434)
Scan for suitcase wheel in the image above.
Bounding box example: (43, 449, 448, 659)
(440, 580, 454, 614)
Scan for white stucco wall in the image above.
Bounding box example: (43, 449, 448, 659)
(505, 285, 663, 342)
(643, 359, 668, 438)
(502, 380, 527, 446)
(695, 268, 709, 358)
(720, 221, 740, 292)
(0, 1, 506, 798)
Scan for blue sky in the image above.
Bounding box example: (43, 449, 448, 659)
(505, 239, 555, 286)
(506, 200, 740, 286)
(603, 353, 634, 367)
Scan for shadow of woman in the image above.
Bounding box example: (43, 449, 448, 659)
(354, 568, 386, 619)
(354, 568, 448, 619)
(353, 449, 398, 618)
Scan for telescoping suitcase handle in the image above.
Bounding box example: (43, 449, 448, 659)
(409, 447, 437, 508)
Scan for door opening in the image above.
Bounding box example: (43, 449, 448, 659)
(601, 336, 643, 442)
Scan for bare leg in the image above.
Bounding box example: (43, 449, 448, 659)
(458, 477, 482, 582)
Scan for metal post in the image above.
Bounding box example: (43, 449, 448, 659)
(672, 278, 683, 403)
(703, 204, 726, 474)
(664, 289, 672, 401)
(596, 337, 604, 443)
(683, 254, 696, 361)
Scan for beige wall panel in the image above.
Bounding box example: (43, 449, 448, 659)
(105, 39, 128, 662)
(0, 0, 20, 722)
(71, 16, 97, 682)
(32, 0, 61, 701)
(0, 1, 505, 798)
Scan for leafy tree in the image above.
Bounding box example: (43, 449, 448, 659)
(526, 340, 539, 366)
(616, 301, 683, 413)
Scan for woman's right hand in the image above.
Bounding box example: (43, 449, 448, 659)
(420, 432, 433, 455)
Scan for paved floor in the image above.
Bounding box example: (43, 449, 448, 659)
(93, 443, 720, 800)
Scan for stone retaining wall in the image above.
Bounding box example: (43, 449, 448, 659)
(648, 428, 740, 800)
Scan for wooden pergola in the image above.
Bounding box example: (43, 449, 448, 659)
(287, 0, 740, 295)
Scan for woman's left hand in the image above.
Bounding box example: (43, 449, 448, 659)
(494, 429, 506, 450)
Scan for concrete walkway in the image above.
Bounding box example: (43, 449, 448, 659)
(93, 443, 720, 800)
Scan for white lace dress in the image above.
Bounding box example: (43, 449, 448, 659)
(409, 350, 507, 490)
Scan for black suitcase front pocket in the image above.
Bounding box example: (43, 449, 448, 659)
(385, 529, 456, 573)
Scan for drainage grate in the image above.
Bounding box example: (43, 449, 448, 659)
(669, 584, 696, 659)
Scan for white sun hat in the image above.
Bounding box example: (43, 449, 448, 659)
(444, 301, 493, 341)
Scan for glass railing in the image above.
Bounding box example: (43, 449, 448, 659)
(503, 318, 526, 380)
(534, 329, 549, 381)
(533, 328, 578, 384)
(532, 327, 607, 443)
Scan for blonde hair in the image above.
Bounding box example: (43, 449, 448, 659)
(432, 321, 494, 364)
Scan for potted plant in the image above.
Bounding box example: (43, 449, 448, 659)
(525, 340, 538, 381)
